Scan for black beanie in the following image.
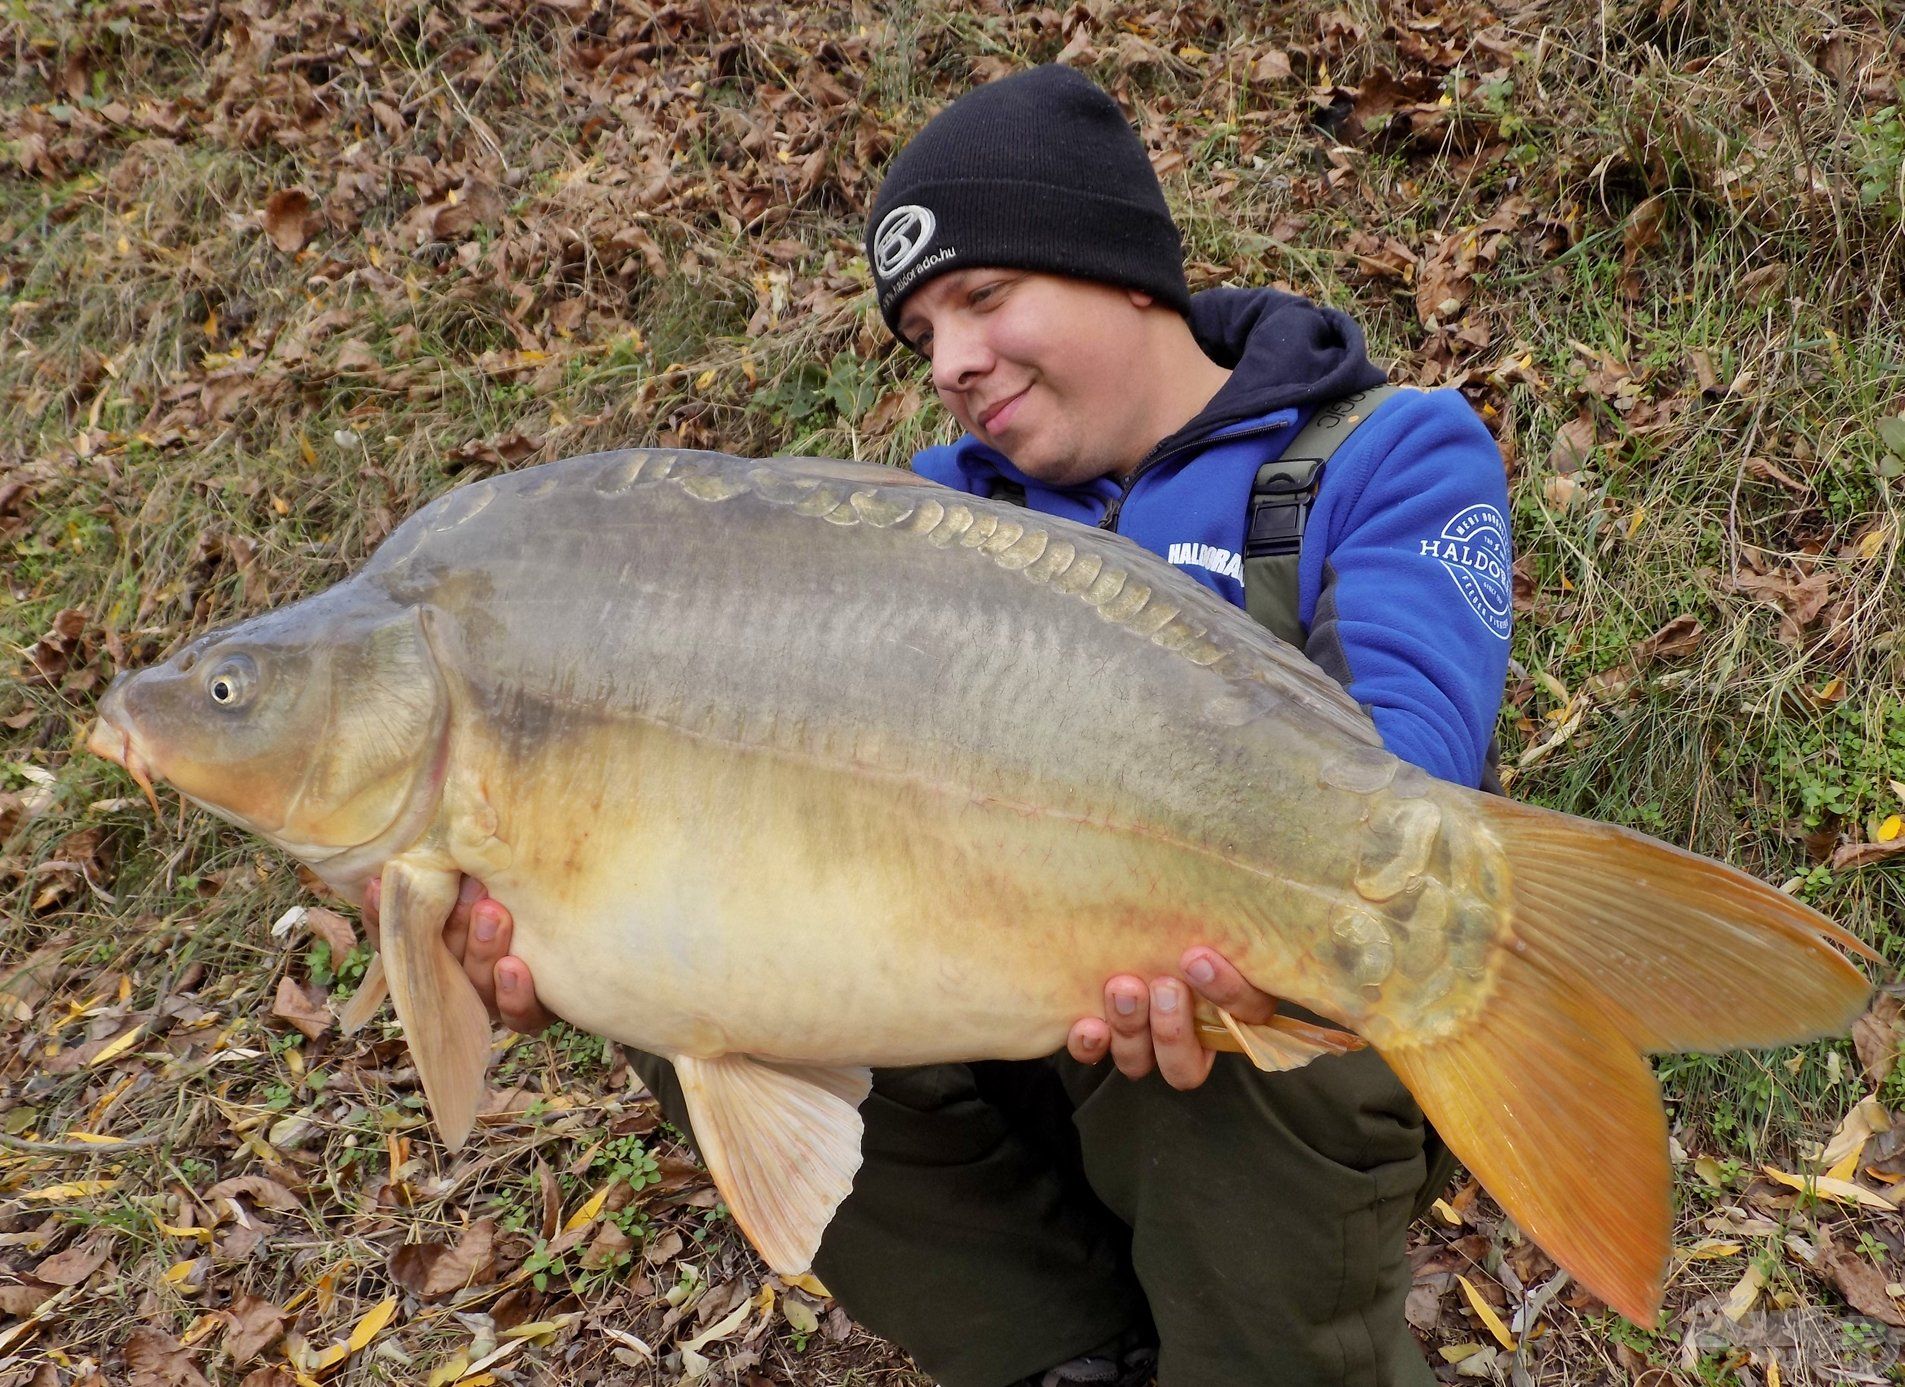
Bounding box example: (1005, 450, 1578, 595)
(866, 65, 1192, 344)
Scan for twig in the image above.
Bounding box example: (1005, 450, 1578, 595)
(0, 1129, 165, 1156)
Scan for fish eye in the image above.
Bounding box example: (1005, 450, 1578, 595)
(205, 655, 257, 708)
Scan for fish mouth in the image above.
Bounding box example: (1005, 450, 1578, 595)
(86, 703, 163, 819)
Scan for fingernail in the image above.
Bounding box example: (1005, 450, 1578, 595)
(1187, 957, 1215, 986)
(1113, 992, 1138, 1016)
(474, 909, 498, 944)
(1152, 982, 1179, 1013)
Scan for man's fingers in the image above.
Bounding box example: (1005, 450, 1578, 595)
(463, 899, 511, 1016)
(1104, 977, 1153, 1080)
(1068, 1017, 1111, 1065)
(443, 875, 484, 964)
(360, 878, 382, 949)
(1182, 948, 1278, 1026)
(1150, 977, 1216, 1090)
(495, 959, 556, 1035)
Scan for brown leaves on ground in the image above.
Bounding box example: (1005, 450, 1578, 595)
(123, 1327, 212, 1387)
(387, 1217, 499, 1300)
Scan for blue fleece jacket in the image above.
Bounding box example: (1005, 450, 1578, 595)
(910, 287, 1511, 790)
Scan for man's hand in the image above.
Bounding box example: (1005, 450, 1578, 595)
(361, 875, 556, 1034)
(1066, 948, 1277, 1090)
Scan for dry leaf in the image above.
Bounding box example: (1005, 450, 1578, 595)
(33, 1237, 111, 1286)
(1853, 989, 1904, 1085)
(1819, 1229, 1905, 1327)
(204, 1174, 300, 1213)
(124, 1326, 212, 1387)
(224, 1293, 287, 1363)
(270, 975, 330, 1040)
(261, 189, 317, 254)
(388, 1219, 499, 1300)
(0, 1282, 57, 1316)
(1548, 415, 1596, 474)
(303, 906, 357, 959)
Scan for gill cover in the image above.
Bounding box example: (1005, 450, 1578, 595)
(279, 605, 448, 852)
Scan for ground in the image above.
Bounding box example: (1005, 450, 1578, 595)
(2, 1, 1903, 1384)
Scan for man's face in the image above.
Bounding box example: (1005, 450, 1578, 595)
(897, 269, 1160, 487)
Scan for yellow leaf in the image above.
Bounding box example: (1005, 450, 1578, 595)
(1879, 815, 1902, 843)
(1625, 503, 1646, 538)
(426, 1349, 469, 1386)
(88, 1026, 145, 1067)
(561, 1183, 611, 1232)
(751, 1286, 775, 1313)
(346, 1295, 398, 1351)
(1768, 1362, 1781, 1387)
(157, 1221, 214, 1245)
(1858, 526, 1891, 560)
(303, 1342, 349, 1373)
(1430, 1198, 1462, 1225)
(1759, 1165, 1897, 1212)
(1722, 1262, 1764, 1321)
(1455, 1274, 1517, 1351)
(1682, 1239, 1743, 1260)
(1693, 1155, 1729, 1188)
(59, 1131, 127, 1145)
(1439, 1343, 1485, 1364)
(694, 369, 717, 391)
(781, 1272, 831, 1298)
(500, 1315, 575, 1342)
(1826, 1136, 1867, 1183)
(20, 1179, 116, 1201)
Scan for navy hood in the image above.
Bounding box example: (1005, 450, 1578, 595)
(1157, 286, 1390, 458)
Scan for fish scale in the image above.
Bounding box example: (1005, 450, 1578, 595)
(89, 448, 1878, 1321)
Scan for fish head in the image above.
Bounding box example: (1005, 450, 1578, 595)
(89, 594, 449, 872)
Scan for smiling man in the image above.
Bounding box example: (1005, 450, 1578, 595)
(382, 62, 1512, 1387)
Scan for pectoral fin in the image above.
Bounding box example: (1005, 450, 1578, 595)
(379, 858, 492, 1150)
(335, 954, 387, 1035)
(1211, 1004, 1366, 1073)
(673, 1054, 871, 1274)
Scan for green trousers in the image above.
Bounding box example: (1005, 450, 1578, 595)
(627, 1041, 1442, 1387)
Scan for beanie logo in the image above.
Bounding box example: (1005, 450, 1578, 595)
(873, 205, 938, 281)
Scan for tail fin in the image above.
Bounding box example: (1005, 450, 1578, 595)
(1382, 795, 1878, 1325)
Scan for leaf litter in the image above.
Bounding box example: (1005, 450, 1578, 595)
(3, 0, 1903, 1383)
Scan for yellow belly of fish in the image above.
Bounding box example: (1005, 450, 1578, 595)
(458, 716, 1324, 1067)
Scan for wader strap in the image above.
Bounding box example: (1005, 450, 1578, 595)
(990, 478, 1028, 508)
(1241, 385, 1403, 648)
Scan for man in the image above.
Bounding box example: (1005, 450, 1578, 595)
(369, 64, 1511, 1387)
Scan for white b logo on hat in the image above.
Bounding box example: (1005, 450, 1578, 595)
(874, 205, 937, 280)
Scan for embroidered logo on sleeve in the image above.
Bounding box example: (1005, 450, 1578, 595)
(1419, 504, 1511, 639)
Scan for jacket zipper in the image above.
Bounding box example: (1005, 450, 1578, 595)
(1096, 418, 1296, 534)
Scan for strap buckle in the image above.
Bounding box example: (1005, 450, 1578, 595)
(1245, 461, 1323, 559)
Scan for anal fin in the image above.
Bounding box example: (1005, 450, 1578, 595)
(673, 1054, 871, 1274)
(1199, 1003, 1367, 1073)
(379, 858, 493, 1150)
(335, 953, 387, 1035)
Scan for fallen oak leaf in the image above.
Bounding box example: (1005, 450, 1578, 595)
(1818, 1227, 1905, 1327)
(270, 975, 330, 1041)
(1852, 987, 1904, 1085)
(32, 1235, 112, 1286)
(261, 189, 318, 254)
(388, 1218, 499, 1300)
(204, 1174, 300, 1213)
(124, 1325, 212, 1387)
(223, 1292, 288, 1363)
